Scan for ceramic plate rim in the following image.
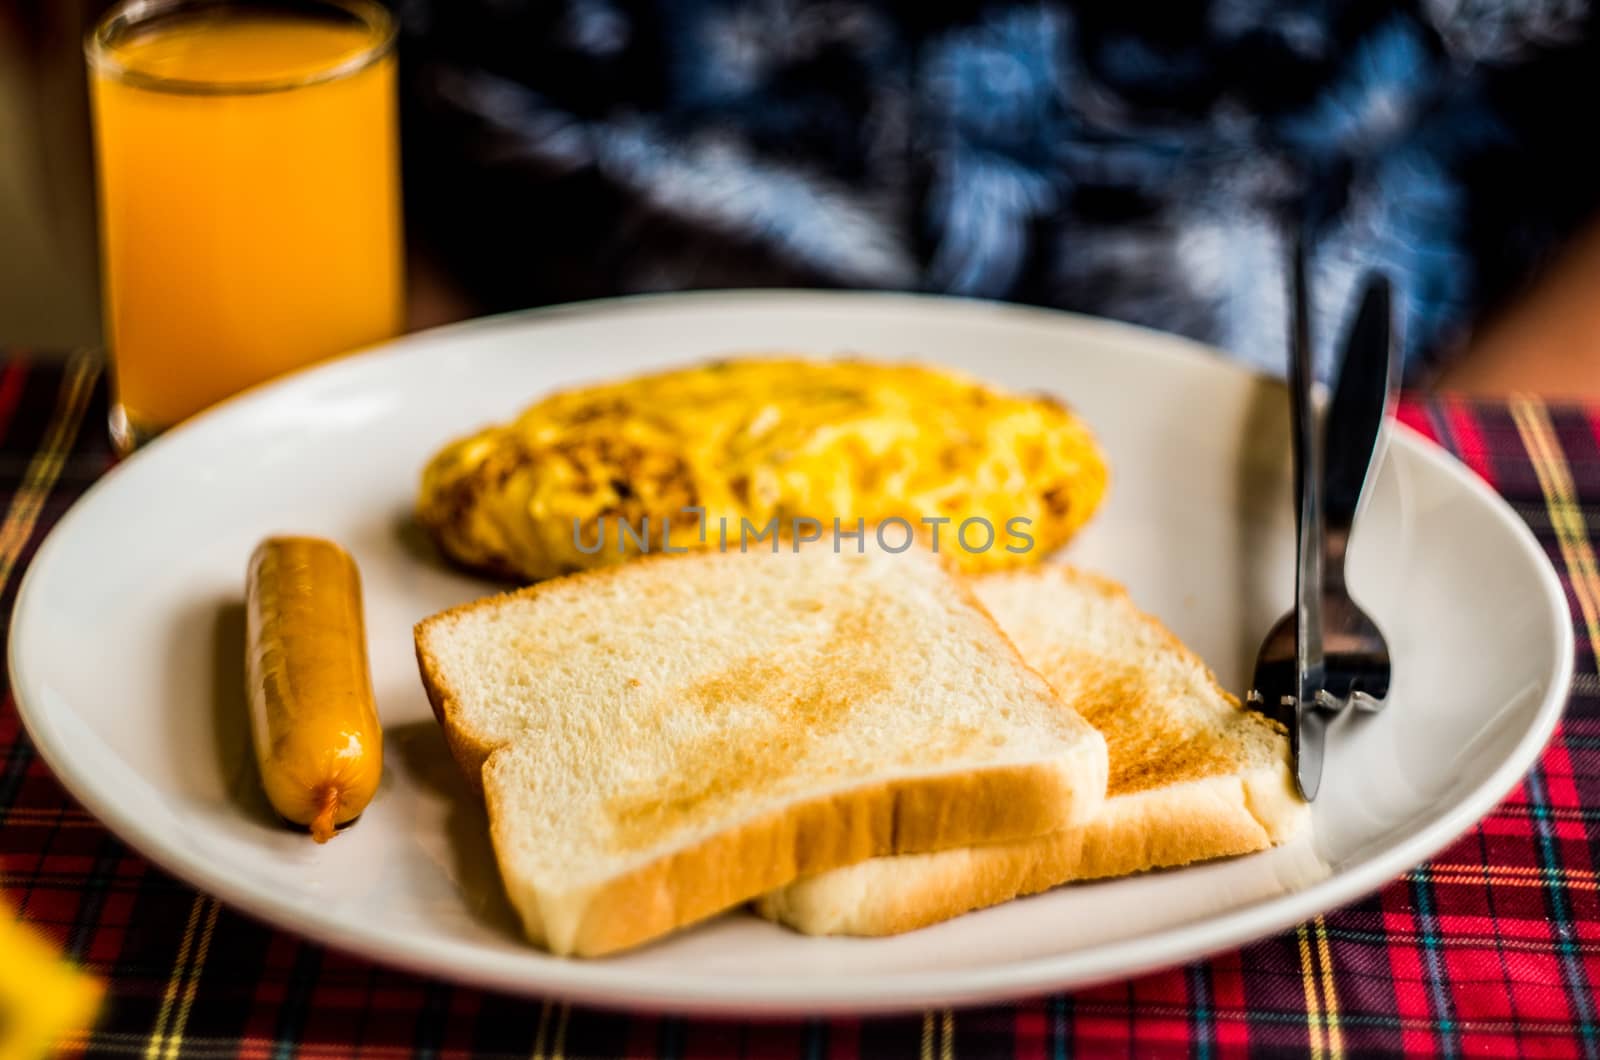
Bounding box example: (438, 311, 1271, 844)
(7, 290, 1575, 1015)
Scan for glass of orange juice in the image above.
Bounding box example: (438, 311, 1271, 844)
(86, 0, 403, 452)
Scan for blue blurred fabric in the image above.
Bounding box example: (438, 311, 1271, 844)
(398, 0, 1600, 380)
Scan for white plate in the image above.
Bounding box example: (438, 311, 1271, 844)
(9, 292, 1572, 1015)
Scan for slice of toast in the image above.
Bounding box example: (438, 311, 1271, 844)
(756, 566, 1307, 936)
(414, 545, 1109, 956)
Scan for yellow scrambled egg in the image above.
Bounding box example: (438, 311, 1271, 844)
(417, 358, 1108, 581)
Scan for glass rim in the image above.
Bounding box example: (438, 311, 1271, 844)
(85, 0, 396, 96)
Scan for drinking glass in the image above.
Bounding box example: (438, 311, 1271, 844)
(86, 0, 403, 452)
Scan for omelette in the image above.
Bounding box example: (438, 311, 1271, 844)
(417, 358, 1108, 581)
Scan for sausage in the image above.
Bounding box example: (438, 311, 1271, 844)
(245, 536, 382, 842)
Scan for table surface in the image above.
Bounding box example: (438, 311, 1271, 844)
(2, 354, 1597, 1057)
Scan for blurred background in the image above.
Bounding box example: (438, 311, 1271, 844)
(7, 0, 1600, 395)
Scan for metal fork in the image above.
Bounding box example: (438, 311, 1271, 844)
(1248, 246, 1396, 798)
(1306, 271, 1394, 714)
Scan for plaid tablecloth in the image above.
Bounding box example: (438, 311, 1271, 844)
(2, 353, 1596, 1057)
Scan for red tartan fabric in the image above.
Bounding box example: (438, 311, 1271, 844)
(2, 354, 1597, 1057)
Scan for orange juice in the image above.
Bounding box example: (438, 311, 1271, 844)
(88, 2, 401, 444)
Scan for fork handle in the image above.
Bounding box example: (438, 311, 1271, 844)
(1290, 232, 1326, 694)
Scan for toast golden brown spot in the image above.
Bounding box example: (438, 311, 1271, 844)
(602, 605, 895, 851)
(600, 599, 995, 852)
(1031, 648, 1258, 796)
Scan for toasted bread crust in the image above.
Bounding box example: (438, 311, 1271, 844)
(489, 737, 1107, 956)
(414, 623, 488, 798)
(756, 762, 1305, 936)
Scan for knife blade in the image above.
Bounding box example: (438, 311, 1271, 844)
(1325, 276, 1396, 534)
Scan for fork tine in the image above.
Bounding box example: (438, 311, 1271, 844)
(1348, 690, 1387, 713)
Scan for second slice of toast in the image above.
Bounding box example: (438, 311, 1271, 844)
(415, 545, 1109, 956)
(756, 566, 1307, 936)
